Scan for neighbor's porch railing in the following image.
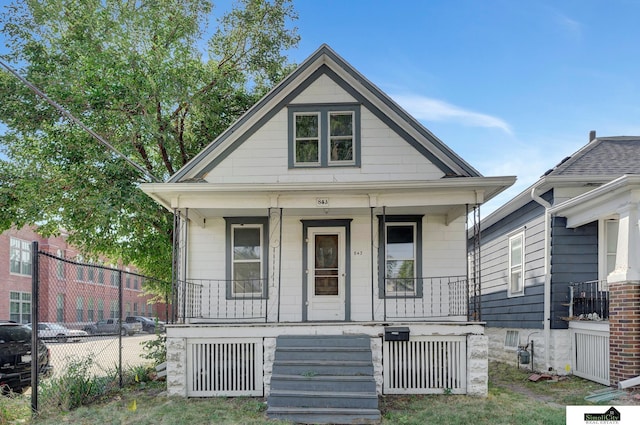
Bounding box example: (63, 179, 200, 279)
(383, 276, 468, 320)
(568, 280, 609, 321)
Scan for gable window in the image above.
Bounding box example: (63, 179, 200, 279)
(508, 232, 525, 297)
(294, 113, 320, 165)
(10, 237, 31, 276)
(289, 105, 360, 168)
(378, 215, 423, 298)
(225, 217, 269, 298)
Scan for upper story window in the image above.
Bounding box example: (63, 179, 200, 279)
(10, 238, 32, 276)
(508, 232, 525, 297)
(288, 104, 361, 168)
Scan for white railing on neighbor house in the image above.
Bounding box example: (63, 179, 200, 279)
(570, 321, 610, 385)
(176, 276, 469, 322)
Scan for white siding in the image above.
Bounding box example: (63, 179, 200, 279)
(203, 76, 444, 184)
(187, 213, 467, 321)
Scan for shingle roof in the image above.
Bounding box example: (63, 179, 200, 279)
(546, 137, 640, 177)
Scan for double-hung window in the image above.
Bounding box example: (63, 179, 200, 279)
(508, 232, 524, 296)
(378, 216, 423, 298)
(289, 105, 360, 168)
(225, 217, 269, 298)
(10, 237, 31, 276)
(10, 291, 31, 323)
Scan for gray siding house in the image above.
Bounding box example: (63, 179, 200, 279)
(472, 133, 640, 386)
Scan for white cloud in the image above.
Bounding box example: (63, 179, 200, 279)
(392, 94, 513, 135)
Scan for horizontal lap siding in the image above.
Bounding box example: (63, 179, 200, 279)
(476, 198, 548, 329)
(550, 217, 598, 329)
(204, 76, 444, 185)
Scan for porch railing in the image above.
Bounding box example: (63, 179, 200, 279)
(568, 280, 609, 321)
(176, 275, 469, 322)
(383, 276, 468, 320)
(176, 279, 269, 322)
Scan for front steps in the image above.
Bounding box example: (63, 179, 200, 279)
(267, 334, 381, 424)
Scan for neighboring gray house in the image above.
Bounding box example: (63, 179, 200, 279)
(472, 132, 640, 386)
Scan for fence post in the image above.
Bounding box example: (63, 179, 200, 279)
(30, 241, 40, 414)
(118, 269, 123, 388)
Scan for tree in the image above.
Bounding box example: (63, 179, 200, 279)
(0, 0, 299, 296)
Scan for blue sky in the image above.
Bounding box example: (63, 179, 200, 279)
(2, 0, 640, 215)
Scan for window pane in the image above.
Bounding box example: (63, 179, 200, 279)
(233, 263, 262, 294)
(330, 113, 352, 136)
(315, 275, 339, 295)
(330, 139, 353, 161)
(234, 262, 261, 281)
(315, 235, 338, 269)
(387, 260, 415, 279)
(296, 114, 318, 137)
(234, 228, 261, 260)
(510, 236, 522, 267)
(386, 225, 414, 259)
(296, 140, 318, 163)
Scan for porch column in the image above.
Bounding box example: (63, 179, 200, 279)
(608, 202, 640, 385)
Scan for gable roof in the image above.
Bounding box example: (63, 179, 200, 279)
(545, 136, 640, 177)
(480, 135, 640, 230)
(168, 44, 482, 183)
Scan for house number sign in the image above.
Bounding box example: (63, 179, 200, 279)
(316, 198, 329, 207)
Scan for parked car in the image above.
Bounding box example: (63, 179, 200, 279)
(27, 322, 88, 343)
(0, 322, 53, 394)
(125, 316, 165, 334)
(83, 318, 142, 336)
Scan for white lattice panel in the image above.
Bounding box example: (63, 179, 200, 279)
(383, 336, 466, 394)
(187, 338, 263, 396)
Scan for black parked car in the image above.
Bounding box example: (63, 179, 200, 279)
(125, 316, 165, 334)
(0, 322, 53, 394)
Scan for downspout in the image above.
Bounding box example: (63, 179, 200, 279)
(530, 185, 552, 372)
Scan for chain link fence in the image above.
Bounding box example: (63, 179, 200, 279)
(30, 242, 170, 411)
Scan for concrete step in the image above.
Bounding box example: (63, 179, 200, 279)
(268, 389, 379, 409)
(270, 374, 377, 392)
(274, 346, 372, 361)
(272, 359, 374, 376)
(266, 407, 381, 424)
(276, 334, 371, 348)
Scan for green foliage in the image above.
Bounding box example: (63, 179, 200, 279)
(0, 0, 299, 295)
(39, 356, 115, 411)
(141, 332, 167, 366)
(0, 392, 30, 425)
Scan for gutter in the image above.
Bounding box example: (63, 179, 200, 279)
(530, 184, 552, 373)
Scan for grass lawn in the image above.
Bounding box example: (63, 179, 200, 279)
(2, 361, 638, 425)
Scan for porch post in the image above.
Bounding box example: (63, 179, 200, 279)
(608, 202, 640, 386)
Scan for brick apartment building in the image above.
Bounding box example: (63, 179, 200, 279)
(1, 225, 164, 326)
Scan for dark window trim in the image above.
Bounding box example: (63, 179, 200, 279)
(288, 103, 361, 169)
(224, 217, 269, 300)
(377, 215, 423, 299)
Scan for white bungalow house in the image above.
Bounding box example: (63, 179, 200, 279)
(142, 44, 515, 423)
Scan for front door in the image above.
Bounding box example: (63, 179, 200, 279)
(307, 227, 346, 321)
